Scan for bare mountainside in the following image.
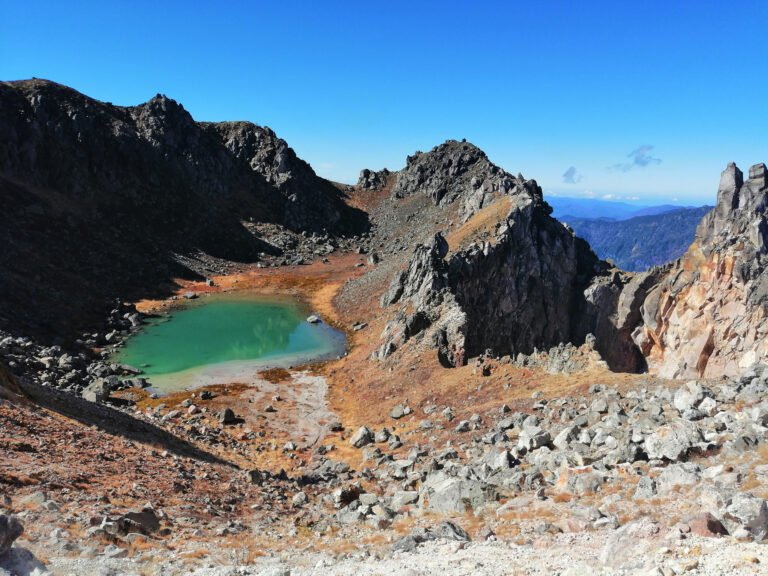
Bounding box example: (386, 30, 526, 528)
(0, 79, 368, 338)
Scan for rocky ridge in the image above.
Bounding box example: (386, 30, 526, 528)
(377, 145, 768, 381)
(357, 168, 391, 191)
(392, 139, 521, 221)
(0, 79, 367, 339)
(377, 141, 646, 373)
(203, 121, 366, 233)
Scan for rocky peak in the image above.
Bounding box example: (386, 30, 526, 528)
(376, 152, 644, 369)
(708, 162, 768, 244)
(392, 139, 524, 220)
(357, 168, 392, 190)
(131, 94, 200, 151)
(203, 121, 366, 233)
(206, 121, 298, 186)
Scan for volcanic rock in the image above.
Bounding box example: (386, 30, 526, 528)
(0, 79, 368, 340)
(0, 515, 23, 556)
(378, 141, 645, 371)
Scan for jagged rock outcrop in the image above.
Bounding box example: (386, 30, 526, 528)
(445, 194, 604, 361)
(376, 233, 468, 367)
(509, 336, 608, 374)
(579, 266, 669, 373)
(380, 146, 768, 379)
(379, 143, 647, 371)
(357, 168, 391, 191)
(0, 79, 366, 338)
(203, 122, 365, 232)
(392, 140, 520, 221)
(632, 162, 768, 379)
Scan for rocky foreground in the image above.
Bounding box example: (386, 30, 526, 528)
(2, 325, 768, 574)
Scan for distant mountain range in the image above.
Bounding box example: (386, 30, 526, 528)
(560, 205, 713, 272)
(546, 195, 703, 221)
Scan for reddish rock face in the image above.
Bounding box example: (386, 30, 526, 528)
(689, 512, 728, 537)
(632, 162, 768, 379)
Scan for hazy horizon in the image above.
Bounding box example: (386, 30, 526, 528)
(3, 1, 766, 205)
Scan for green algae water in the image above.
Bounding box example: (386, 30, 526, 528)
(113, 294, 345, 392)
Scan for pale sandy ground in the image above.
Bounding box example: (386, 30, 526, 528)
(30, 534, 768, 576)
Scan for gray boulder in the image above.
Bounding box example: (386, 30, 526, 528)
(656, 463, 701, 493)
(553, 425, 578, 450)
(720, 493, 768, 540)
(422, 472, 497, 513)
(567, 470, 606, 495)
(81, 377, 113, 402)
(349, 426, 373, 448)
(644, 420, 701, 461)
(218, 408, 237, 425)
(518, 426, 551, 452)
(633, 476, 657, 499)
(673, 380, 705, 412)
(480, 449, 513, 471)
(391, 491, 419, 509)
(390, 404, 409, 419)
(391, 520, 469, 553)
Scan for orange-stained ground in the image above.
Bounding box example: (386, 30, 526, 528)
(123, 193, 665, 474)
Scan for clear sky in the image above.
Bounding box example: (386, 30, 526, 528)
(2, 1, 766, 204)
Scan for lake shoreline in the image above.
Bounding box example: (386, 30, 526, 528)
(111, 292, 346, 393)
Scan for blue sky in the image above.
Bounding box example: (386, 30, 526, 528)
(2, 1, 766, 204)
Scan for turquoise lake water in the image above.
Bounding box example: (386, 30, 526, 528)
(113, 294, 345, 390)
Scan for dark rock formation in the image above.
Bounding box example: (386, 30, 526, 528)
(203, 122, 366, 233)
(379, 142, 648, 372)
(0, 79, 367, 339)
(446, 196, 602, 362)
(0, 515, 23, 556)
(392, 140, 519, 220)
(380, 144, 768, 378)
(357, 168, 391, 191)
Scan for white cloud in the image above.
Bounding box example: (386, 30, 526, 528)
(610, 145, 662, 172)
(562, 166, 582, 184)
